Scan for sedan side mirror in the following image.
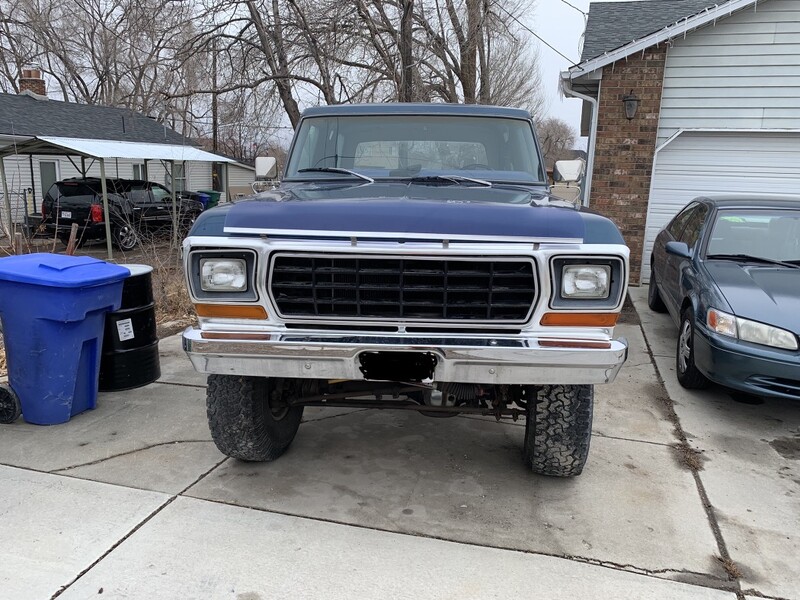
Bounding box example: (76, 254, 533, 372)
(665, 241, 692, 259)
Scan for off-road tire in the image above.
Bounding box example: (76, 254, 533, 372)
(647, 266, 667, 313)
(206, 375, 304, 461)
(676, 307, 710, 389)
(523, 384, 593, 477)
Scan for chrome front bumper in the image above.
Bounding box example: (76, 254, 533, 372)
(182, 328, 628, 385)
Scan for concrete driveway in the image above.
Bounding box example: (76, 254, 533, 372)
(0, 291, 797, 599)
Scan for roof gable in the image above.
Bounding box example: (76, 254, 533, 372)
(0, 93, 188, 145)
(572, 0, 761, 76)
(581, 0, 720, 62)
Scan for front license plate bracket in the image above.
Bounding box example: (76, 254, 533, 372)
(358, 351, 437, 382)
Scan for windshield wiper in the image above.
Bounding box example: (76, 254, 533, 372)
(297, 167, 374, 183)
(706, 253, 800, 270)
(408, 175, 492, 188)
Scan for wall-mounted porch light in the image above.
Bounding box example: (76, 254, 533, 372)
(622, 90, 639, 120)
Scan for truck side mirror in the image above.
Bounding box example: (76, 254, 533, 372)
(553, 159, 584, 186)
(255, 157, 278, 180)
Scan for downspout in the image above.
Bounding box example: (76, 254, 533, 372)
(561, 82, 600, 207)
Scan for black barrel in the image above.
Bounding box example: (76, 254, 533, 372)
(99, 264, 161, 391)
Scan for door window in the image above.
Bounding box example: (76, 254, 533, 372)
(166, 163, 187, 193)
(679, 204, 709, 252)
(132, 164, 148, 180)
(667, 203, 697, 240)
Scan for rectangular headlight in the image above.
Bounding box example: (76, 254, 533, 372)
(200, 258, 247, 292)
(561, 265, 611, 299)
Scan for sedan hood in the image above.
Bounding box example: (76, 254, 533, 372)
(706, 262, 800, 334)
(222, 183, 586, 243)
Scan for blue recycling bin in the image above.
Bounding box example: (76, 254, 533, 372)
(197, 193, 211, 210)
(0, 254, 129, 425)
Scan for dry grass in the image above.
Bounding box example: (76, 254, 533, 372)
(127, 234, 196, 335)
(716, 555, 743, 580)
(0, 342, 6, 378)
(673, 441, 705, 471)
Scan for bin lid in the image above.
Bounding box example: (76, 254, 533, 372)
(0, 253, 130, 288)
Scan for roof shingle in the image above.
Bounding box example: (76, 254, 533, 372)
(580, 0, 722, 63)
(0, 92, 188, 145)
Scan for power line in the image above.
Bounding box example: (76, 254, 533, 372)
(497, 5, 577, 64)
(560, 0, 588, 16)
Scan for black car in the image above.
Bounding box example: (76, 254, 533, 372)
(41, 178, 203, 250)
(648, 196, 800, 400)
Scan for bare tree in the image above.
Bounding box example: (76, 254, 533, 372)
(537, 116, 577, 166)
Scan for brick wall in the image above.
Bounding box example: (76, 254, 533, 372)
(591, 45, 666, 284)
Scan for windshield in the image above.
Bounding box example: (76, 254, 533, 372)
(706, 209, 800, 263)
(285, 115, 545, 184)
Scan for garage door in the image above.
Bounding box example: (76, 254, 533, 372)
(641, 131, 800, 283)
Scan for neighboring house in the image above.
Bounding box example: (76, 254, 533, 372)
(0, 70, 255, 227)
(561, 0, 800, 283)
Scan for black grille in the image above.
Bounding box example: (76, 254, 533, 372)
(270, 255, 536, 322)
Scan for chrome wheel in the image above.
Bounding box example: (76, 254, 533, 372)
(113, 225, 138, 250)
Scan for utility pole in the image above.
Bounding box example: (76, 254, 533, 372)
(399, 0, 414, 102)
(212, 39, 219, 153)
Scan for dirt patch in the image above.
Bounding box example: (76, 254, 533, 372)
(0, 338, 6, 378)
(769, 435, 800, 460)
(618, 293, 640, 325)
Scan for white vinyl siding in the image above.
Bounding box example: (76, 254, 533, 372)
(228, 163, 255, 186)
(226, 163, 256, 200)
(641, 131, 800, 283)
(658, 0, 800, 145)
(0, 150, 215, 226)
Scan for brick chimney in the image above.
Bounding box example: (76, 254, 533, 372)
(19, 68, 46, 97)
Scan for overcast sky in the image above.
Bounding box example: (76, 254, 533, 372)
(530, 0, 592, 134)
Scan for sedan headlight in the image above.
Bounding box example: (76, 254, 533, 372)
(707, 308, 798, 351)
(561, 265, 611, 299)
(200, 258, 247, 292)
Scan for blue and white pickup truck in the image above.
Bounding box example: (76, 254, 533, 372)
(182, 104, 629, 477)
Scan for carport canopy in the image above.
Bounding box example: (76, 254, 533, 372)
(0, 136, 236, 258)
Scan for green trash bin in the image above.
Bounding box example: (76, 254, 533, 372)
(198, 190, 221, 209)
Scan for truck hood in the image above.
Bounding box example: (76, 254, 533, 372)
(221, 183, 586, 243)
(706, 262, 800, 334)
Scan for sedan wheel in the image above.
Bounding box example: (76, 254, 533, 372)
(676, 307, 710, 389)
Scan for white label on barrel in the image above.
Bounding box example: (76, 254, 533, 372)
(117, 318, 135, 341)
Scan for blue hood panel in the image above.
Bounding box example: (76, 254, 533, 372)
(707, 262, 800, 334)
(224, 198, 586, 242)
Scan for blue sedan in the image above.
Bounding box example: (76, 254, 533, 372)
(648, 196, 800, 400)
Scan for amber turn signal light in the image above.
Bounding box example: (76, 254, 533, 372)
(194, 304, 267, 319)
(540, 312, 619, 327)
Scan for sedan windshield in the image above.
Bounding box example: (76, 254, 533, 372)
(706, 209, 800, 264)
(285, 115, 545, 185)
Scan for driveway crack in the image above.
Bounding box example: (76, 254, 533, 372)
(638, 318, 745, 599)
(50, 440, 213, 473)
(49, 455, 228, 599)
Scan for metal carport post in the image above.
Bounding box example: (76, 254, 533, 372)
(0, 157, 12, 245)
(98, 160, 113, 259)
